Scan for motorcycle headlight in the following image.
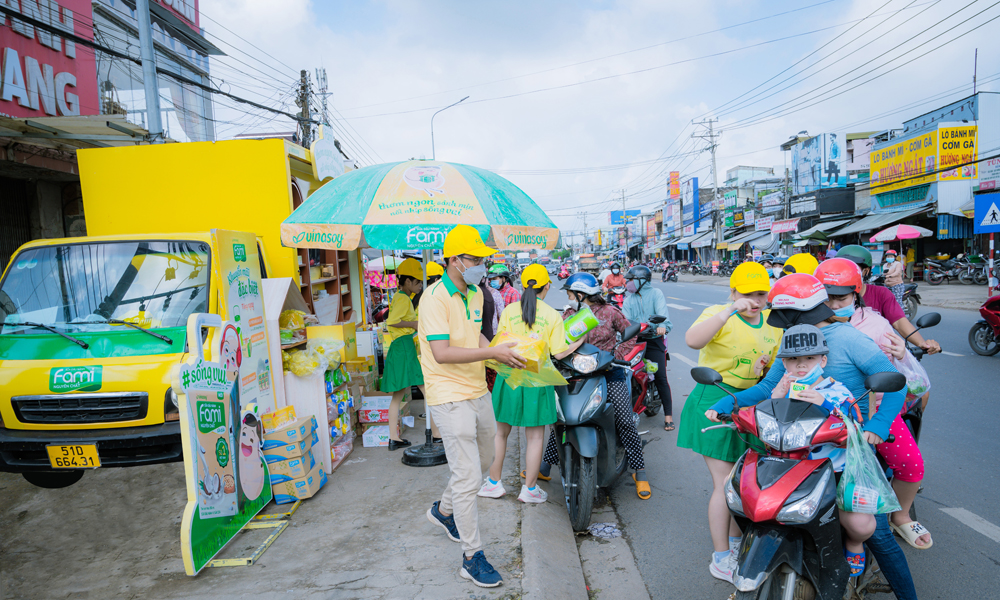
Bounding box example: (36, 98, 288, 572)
(756, 411, 781, 448)
(724, 476, 743, 514)
(781, 419, 825, 451)
(579, 385, 604, 421)
(777, 467, 832, 524)
(572, 354, 598, 374)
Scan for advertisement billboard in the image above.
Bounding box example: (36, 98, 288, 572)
(755, 216, 774, 231)
(646, 220, 656, 244)
(682, 178, 699, 225)
(870, 130, 938, 195)
(0, 0, 99, 118)
(978, 156, 1000, 191)
(792, 134, 847, 195)
(938, 125, 977, 181)
(609, 210, 641, 225)
(669, 171, 681, 199)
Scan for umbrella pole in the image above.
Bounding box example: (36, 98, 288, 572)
(403, 248, 448, 467)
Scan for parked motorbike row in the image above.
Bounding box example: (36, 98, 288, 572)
(923, 253, 993, 286)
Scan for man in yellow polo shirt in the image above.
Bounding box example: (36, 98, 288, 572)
(420, 225, 525, 589)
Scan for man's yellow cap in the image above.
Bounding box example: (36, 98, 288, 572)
(520, 264, 551, 289)
(443, 224, 494, 258)
(784, 253, 820, 277)
(426, 262, 444, 277)
(396, 258, 424, 279)
(730, 261, 771, 294)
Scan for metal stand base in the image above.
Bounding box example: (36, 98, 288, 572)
(402, 428, 447, 467)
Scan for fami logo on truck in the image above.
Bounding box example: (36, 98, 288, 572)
(49, 366, 103, 392)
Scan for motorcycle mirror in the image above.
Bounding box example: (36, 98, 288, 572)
(621, 323, 641, 342)
(864, 372, 906, 394)
(649, 315, 667, 324)
(914, 312, 940, 329)
(691, 367, 723, 386)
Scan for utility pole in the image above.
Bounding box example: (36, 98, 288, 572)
(315, 67, 330, 126)
(620, 189, 629, 261)
(693, 118, 722, 250)
(579, 211, 589, 252)
(136, 0, 162, 142)
(296, 70, 313, 147)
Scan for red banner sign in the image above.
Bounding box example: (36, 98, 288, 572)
(1, 0, 98, 118)
(771, 218, 801, 234)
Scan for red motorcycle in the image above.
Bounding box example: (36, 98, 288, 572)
(607, 285, 626, 309)
(620, 316, 667, 418)
(692, 366, 903, 600)
(969, 293, 1000, 356)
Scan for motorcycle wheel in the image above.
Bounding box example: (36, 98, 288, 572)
(735, 565, 816, 600)
(969, 322, 1000, 356)
(926, 271, 944, 285)
(564, 446, 596, 532)
(958, 271, 974, 285)
(974, 271, 988, 285)
(904, 296, 918, 321)
(643, 387, 661, 417)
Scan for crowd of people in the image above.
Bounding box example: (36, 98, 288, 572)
(382, 227, 935, 596)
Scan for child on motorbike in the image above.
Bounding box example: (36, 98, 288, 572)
(478, 265, 582, 503)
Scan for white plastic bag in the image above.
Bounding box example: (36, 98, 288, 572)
(893, 350, 931, 404)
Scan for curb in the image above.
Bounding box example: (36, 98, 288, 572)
(521, 493, 589, 600)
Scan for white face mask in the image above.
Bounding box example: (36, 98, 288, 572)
(456, 260, 487, 285)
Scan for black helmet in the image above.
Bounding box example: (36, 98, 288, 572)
(626, 265, 652, 282)
(758, 254, 775, 264)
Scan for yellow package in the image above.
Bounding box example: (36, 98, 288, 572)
(486, 332, 568, 389)
(279, 309, 307, 331)
(288, 349, 322, 377)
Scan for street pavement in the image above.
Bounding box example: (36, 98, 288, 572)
(545, 277, 1000, 600)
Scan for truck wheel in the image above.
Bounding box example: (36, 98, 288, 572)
(23, 471, 85, 488)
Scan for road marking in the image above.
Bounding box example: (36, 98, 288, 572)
(667, 296, 683, 300)
(940, 351, 965, 357)
(666, 303, 692, 311)
(691, 301, 714, 307)
(672, 353, 698, 368)
(940, 508, 1000, 544)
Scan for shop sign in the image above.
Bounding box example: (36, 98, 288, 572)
(646, 220, 656, 242)
(0, 0, 98, 118)
(669, 171, 680, 199)
(655, 209, 663, 223)
(979, 156, 1000, 191)
(870, 130, 937, 194)
(683, 224, 694, 236)
(755, 216, 774, 231)
(745, 209, 755, 225)
(771, 218, 800, 234)
(753, 250, 762, 260)
(310, 125, 344, 182)
(158, 0, 199, 32)
(792, 195, 817, 216)
(938, 125, 977, 181)
(733, 210, 744, 227)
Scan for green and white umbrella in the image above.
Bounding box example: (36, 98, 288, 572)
(281, 160, 559, 251)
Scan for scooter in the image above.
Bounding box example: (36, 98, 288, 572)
(662, 264, 678, 283)
(924, 255, 966, 285)
(871, 275, 921, 320)
(622, 316, 668, 418)
(969, 294, 1000, 356)
(692, 366, 904, 600)
(553, 321, 642, 532)
(607, 285, 626, 309)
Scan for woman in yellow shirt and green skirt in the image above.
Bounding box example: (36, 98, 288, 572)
(477, 265, 582, 503)
(678, 261, 782, 583)
(383, 258, 427, 451)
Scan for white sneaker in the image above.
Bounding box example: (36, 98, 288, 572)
(709, 553, 734, 583)
(517, 484, 547, 504)
(477, 478, 506, 498)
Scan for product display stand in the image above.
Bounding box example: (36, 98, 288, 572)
(402, 249, 448, 467)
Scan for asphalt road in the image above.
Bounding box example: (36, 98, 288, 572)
(548, 277, 1000, 600)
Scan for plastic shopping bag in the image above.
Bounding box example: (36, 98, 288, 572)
(486, 332, 568, 389)
(893, 350, 931, 407)
(836, 416, 901, 515)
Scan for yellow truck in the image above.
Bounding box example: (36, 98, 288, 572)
(0, 139, 356, 488)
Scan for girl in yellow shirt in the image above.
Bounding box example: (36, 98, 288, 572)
(477, 265, 581, 503)
(383, 258, 427, 451)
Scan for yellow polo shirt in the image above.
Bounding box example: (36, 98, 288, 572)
(385, 291, 417, 346)
(418, 275, 488, 405)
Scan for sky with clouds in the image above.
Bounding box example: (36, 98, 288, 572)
(201, 0, 1000, 239)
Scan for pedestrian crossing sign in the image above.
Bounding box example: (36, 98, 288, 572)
(975, 193, 1000, 234)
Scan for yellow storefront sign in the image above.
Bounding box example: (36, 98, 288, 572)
(938, 125, 977, 181)
(870, 131, 937, 195)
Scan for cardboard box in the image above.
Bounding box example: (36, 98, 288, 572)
(321, 264, 335, 277)
(272, 462, 327, 504)
(344, 355, 376, 373)
(263, 416, 317, 445)
(362, 425, 390, 447)
(261, 406, 297, 433)
(262, 430, 318, 463)
(268, 449, 316, 484)
(359, 399, 409, 424)
(360, 391, 393, 411)
(355, 330, 376, 357)
(308, 322, 357, 362)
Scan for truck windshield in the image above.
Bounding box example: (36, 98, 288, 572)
(0, 241, 210, 334)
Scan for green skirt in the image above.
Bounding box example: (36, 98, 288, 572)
(492, 375, 556, 427)
(381, 336, 424, 392)
(676, 382, 751, 463)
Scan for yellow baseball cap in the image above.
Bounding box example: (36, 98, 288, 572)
(784, 253, 820, 277)
(443, 224, 494, 258)
(426, 262, 444, 277)
(396, 258, 424, 279)
(520, 264, 551, 289)
(730, 261, 771, 294)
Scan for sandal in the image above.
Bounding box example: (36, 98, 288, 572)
(632, 473, 651, 500)
(663, 421, 675, 432)
(890, 521, 933, 550)
(844, 548, 865, 577)
(520, 469, 551, 482)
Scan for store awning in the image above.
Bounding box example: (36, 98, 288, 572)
(830, 207, 928, 237)
(724, 229, 770, 247)
(796, 218, 854, 238)
(670, 232, 701, 246)
(0, 114, 169, 150)
(692, 231, 716, 248)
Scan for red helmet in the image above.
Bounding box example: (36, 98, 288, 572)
(767, 273, 828, 311)
(814, 258, 864, 296)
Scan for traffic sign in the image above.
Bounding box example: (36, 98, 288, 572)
(974, 192, 1000, 234)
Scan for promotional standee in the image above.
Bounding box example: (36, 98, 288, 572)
(173, 230, 278, 575)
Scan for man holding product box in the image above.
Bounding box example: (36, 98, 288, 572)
(419, 225, 526, 589)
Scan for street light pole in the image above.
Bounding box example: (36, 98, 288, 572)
(431, 96, 469, 160)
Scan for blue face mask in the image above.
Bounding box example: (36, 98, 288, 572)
(886, 257, 895, 263)
(833, 305, 855, 319)
(795, 362, 824, 386)
(489, 279, 502, 289)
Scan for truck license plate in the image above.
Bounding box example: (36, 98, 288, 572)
(46, 444, 101, 469)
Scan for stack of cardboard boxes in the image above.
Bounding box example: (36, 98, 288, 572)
(261, 410, 327, 504)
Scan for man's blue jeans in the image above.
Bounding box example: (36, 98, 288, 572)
(866, 513, 917, 600)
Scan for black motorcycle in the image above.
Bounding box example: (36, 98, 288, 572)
(553, 321, 641, 531)
(871, 275, 920, 320)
